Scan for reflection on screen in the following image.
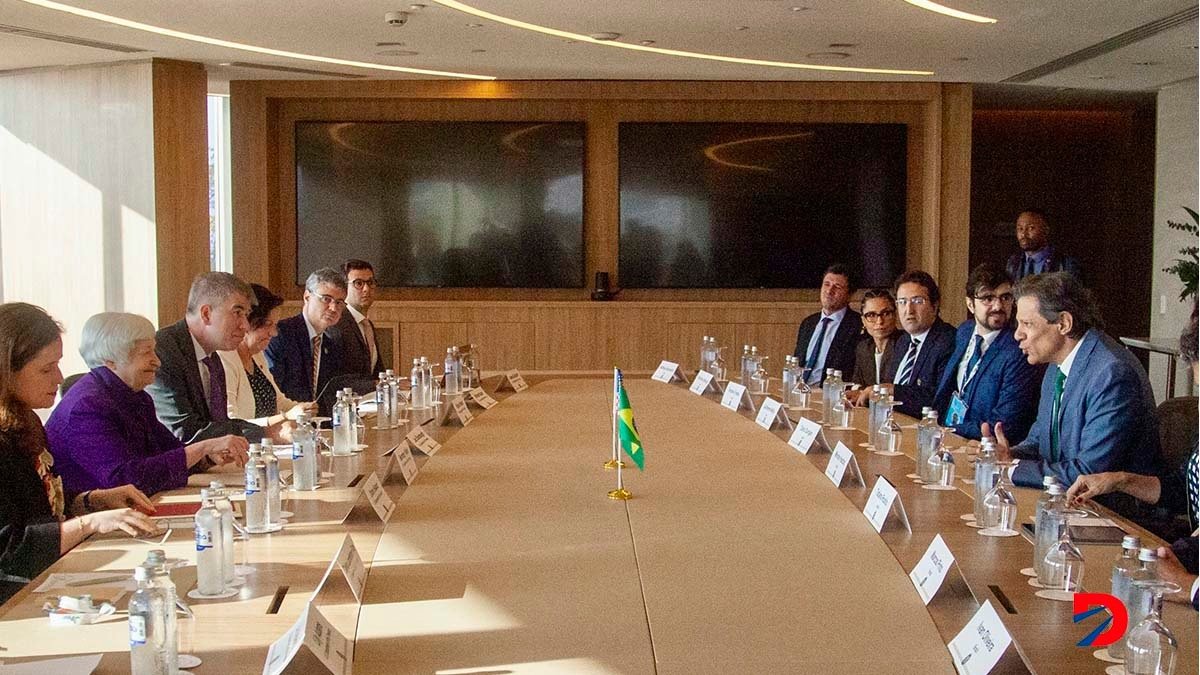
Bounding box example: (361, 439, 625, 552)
(296, 122, 585, 288)
(619, 123, 908, 289)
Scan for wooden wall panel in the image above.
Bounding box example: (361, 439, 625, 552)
(667, 323, 739, 373)
(151, 59, 210, 325)
(397, 322, 468, 370)
(465, 322, 536, 371)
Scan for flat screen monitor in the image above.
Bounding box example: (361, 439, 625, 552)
(618, 122, 908, 289)
(295, 121, 585, 288)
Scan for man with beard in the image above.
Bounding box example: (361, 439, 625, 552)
(1004, 209, 1082, 281)
(265, 267, 347, 403)
(933, 264, 1042, 443)
(792, 263, 862, 385)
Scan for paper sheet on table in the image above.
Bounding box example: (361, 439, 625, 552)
(33, 572, 136, 593)
(1067, 516, 1118, 527)
(0, 653, 103, 674)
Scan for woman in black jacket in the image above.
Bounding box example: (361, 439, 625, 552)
(0, 302, 156, 604)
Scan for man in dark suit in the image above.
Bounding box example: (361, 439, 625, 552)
(933, 263, 1042, 443)
(147, 272, 261, 449)
(793, 263, 863, 385)
(330, 259, 382, 377)
(265, 267, 348, 403)
(1004, 209, 1082, 282)
(988, 272, 1160, 490)
(880, 270, 956, 419)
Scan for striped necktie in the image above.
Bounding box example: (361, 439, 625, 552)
(311, 334, 322, 397)
(896, 337, 921, 385)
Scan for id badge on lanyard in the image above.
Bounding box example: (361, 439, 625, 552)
(946, 391, 968, 426)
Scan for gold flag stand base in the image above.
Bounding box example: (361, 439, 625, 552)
(603, 459, 626, 470)
(607, 487, 633, 500)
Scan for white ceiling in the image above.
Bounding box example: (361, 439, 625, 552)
(0, 1, 1195, 91)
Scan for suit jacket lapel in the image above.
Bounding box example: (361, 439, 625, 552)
(176, 323, 209, 419)
(1060, 331, 1099, 414)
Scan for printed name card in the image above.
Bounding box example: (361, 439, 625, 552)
(467, 387, 498, 409)
(360, 472, 396, 523)
(909, 534, 956, 605)
(334, 534, 367, 602)
(721, 381, 755, 412)
(947, 600, 1013, 675)
(787, 417, 822, 454)
(264, 607, 308, 675)
(825, 441, 863, 487)
(754, 397, 794, 431)
(863, 475, 911, 533)
(441, 395, 474, 427)
(305, 603, 355, 675)
(495, 369, 528, 392)
(393, 442, 419, 485)
(651, 360, 687, 383)
(406, 427, 442, 456)
(689, 369, 717, 396)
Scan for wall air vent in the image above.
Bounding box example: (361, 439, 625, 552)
(1003, 6, 1198, 83)
(0, 23, 147, 53)
(222, 61, 369, 79)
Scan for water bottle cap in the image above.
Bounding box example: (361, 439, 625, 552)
(248, 443, 261, 454)
(1043, 475, 1059, 487)
(386, 369, 395, 375)
(199, 488, 212, 500)
(1046, 484, 1065, 495)
(134, 565, 151, 581)
(1138, 548, 1158, 561)
(1122, 535, 1141, 550)
(921, 406, 932, 415)
(145, 549, 165, 564)
(447, 347, 454, 353)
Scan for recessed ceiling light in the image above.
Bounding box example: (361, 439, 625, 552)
(408, 3, 426, 9)
(17, 0, 492, 79)
(217, 62, 232, 67)
(430, 0, 933, 75)
(903, 0, 997, 24)
(589, 32, 622, 41)
(790, 6, 811, 12)
(639, 40, 656, 46)
(471, 48, 486, 53)
(805, 52, 851, 59)
(828, 43, 858, 49)
(466, 22, 483, 28)
(735, 25, 750, 31)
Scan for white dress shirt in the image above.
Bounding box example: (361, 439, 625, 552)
(955, 326, 1001, 392)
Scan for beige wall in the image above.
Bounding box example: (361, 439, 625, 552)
(0, 59, 209, 377)
(1149, 78, 1199, 401)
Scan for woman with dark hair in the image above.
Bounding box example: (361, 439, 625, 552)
(219, 284, 314, 440)
(850, 288, 902, 387)
(0, 303, 156, 603)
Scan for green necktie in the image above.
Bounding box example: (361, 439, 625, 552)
(1049, 370, 1066, 462)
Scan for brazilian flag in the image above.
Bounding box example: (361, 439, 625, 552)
(615, 370, 645, 470)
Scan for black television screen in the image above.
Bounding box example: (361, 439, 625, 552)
(295, 121, 585, 288)
(618, 122, 908, 288)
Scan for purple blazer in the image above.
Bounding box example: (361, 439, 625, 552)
(46, 367, 189, 497)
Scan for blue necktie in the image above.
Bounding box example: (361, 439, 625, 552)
(896, 337, 921, 385)
(805, 317, 832, 383)
(1022, 255, 1034, 279)
(961, 334, 985, 391)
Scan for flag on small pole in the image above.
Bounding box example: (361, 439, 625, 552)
(608, 368, 644, 500)
(604, 367, 624, 470)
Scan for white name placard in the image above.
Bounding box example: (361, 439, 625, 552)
(825, 441, 863, 487)
(787, 417, 822, 454)
(721, 381, 756, 412)
(689, 370, 715, 395)
(863, 475, 911, 533)
(467, 387, 498, 409)
(263, 607, 308, 675)
(406, 427, 442, 456)
(360, 471, 396, 523)
(652, 360, 682, 383)
(754, 397, 793, 431)
(394, 441, 419, 485)
(909, 534, 956, 605)
(334, 534, 367, 603)
(443, 395, 474, 426)
(947, 600, 1013, 675)
(305, 603, 355, 675)
(495, 369, 528, 392)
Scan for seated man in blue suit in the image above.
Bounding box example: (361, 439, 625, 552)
(793, 263, 863, 385)
(265, 267, 347, 403)
(933, 263, 1042, 443)
(878, 270, 956, 419)
(988, 272, 1160, 490)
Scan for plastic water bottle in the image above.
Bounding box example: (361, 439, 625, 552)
(781, 356, 795, 404)
(426, 357, 440, 404)
(973, 439, 997, 523)
(341, 387, 359, 448)
(386, 369, 401, 426)
(700, 336, 712, 373)
(916, 410, 939, 482)
(143, 551, 179, 671)
(332, 392, 353, 456)
(129, 564, 171, 675)
(291, 414, 317, 491)
(194, 490, 224, 595)
(879, 409, 902, 454)
(1122, 548, 1160, 656)
(263, 445, 281, 528)
(444, 347, 461, 395)
(207, 482, 235, 585)
(410, 359, 425, 410)
(1033, 475, 1061, 536)
(928, 433, 955, 486)
(1108, 535, 1142, 659)
(375, 373, 391, 429)
(244, 447, 270, 534)
(1034, 484, 1068, 585)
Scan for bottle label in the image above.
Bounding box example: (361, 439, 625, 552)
(195, 526, 214, 551)
(332, 408, 341, 427)
(292, 442, 303, 460)
(129, 614, 147, 645)
(246, 472, 261, 494)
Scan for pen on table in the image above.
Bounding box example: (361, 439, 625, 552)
(65, 575, 129, 587)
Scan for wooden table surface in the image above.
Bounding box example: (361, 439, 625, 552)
(0, 373, 1194, 674)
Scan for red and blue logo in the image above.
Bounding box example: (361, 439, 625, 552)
(1073, 593, 1128, 648)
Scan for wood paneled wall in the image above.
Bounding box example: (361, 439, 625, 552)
(233, 80, 971, 370)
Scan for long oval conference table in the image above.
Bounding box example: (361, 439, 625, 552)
(0, 373, 1195, 674)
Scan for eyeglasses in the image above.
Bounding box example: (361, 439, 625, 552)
(862, 310, 895, 321)
(895, 297, 929, 307)
(313, 294, 347, 308)
(350, 279, 377, 290)
(974, 293, 1014, 305)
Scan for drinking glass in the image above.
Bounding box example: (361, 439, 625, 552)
(876, 411, 903, 456)
(791, 372, 812, 409)
(979, 462, 1018, 536)
(1041, 524, 1085, 593)
(1125, 580, 1181, 675)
